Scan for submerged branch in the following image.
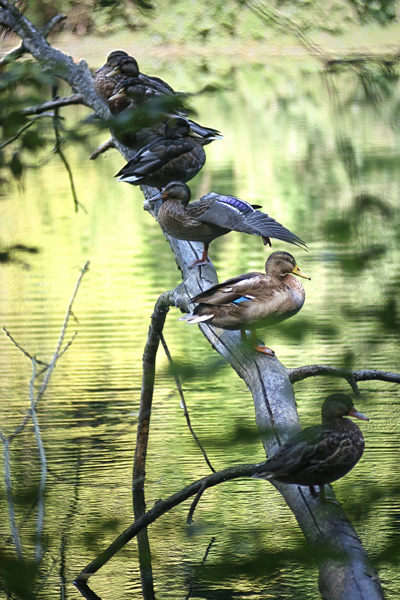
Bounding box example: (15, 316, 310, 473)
(1, 262, 89, 561)
(132, 290, 175, 600)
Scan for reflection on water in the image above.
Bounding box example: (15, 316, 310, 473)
(1, 52, 400, 599)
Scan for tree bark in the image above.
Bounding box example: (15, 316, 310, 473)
(2, 4, 385, 598)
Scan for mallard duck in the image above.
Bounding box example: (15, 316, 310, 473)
(94, 50, 132, 108)
(148, 182, 306, 268)
(108, 81, 222, 152)
(106, 54, 177, 98)
(115, 117, 219, 188)
(108, 76, 187, 117)
(180, 251, 310, 355)
(253, 393, 369, 501)
(108, 79, 222, 143)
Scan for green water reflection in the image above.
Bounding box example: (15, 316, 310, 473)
(1, 53, 400, 599)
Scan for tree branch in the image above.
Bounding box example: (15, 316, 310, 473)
(289, 365, 400, 386)
(21, 94, 84, 116)
(75, 462, 263, 582)
(132, 290, 175, 600)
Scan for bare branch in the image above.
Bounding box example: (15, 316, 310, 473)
(0, 114, 54, 150)
(187, 482, 207, 525)
(89, 138, 116, 160)
(185, 537, 216, 600)
(132, 290, 175, 600)
(41, 14, 66, 37)
(2, 327, 48, 367)
(2, 438, 23, 559)
(288, 364, 400, 386)
(30, 358, 47, 563)
(21, 95, 83, 116)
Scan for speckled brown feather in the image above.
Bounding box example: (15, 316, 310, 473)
(254, 394, 367, 491)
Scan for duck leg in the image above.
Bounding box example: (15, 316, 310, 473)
(250, 330, 275, 356)
(188, 243, 210, 269)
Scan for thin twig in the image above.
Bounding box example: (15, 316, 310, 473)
(0, 262, 90, 561)
(30, 358, 47, 563)
(185, 537, 216, 600)
(160, 332, 216, 473)
(36, 262, 89, 403)
(51, 84, 83, 213)
(2, 327, 49, 367)
(89, 138, 115, 160)
(187, 482, 208, 524)
(0, 114, 54, 150)
(21, 94, 83, 116)
(3, 438, 23, 559)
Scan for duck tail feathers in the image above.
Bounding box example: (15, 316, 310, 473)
(179, 313, 214, 324)
(251, 463, 274, 479)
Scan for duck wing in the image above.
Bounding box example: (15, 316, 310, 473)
(196, 193, 307, 249)
(138, 73, 176, 96)
(191, 272, 267, 306)
(115, 138, 196, 181)
(185, 120, 223, 143)
(256, 426, 331, 479)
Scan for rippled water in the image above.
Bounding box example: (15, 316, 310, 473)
(1, 47, 400, 599)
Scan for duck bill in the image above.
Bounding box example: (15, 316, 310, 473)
(348, 406, 369, 421)
(109, 88, 126, 101)
(291, 265, 311, 280)
(148, 190, 166, 203)
(106, 66, 121, 78)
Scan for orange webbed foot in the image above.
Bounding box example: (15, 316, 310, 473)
(188, 257, 211, 269)
(254, 344, 275, 357)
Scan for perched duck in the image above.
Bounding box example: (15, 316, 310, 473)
(106, 54, 177, 98)
(115, 117, 219, 188)
(180, 251, 310, 355)
(148, 182, 307, 268)
(94, 50, 132, 110)
(109, 79, 221, 144)
(253, 393, 369, 501)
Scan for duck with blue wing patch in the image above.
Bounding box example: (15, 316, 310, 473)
(147, 182, 307, 268)
(180, 251, 310, 356)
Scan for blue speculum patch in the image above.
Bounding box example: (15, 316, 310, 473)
(219, 196, 253, 215)
(232, 296, 251, 304)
